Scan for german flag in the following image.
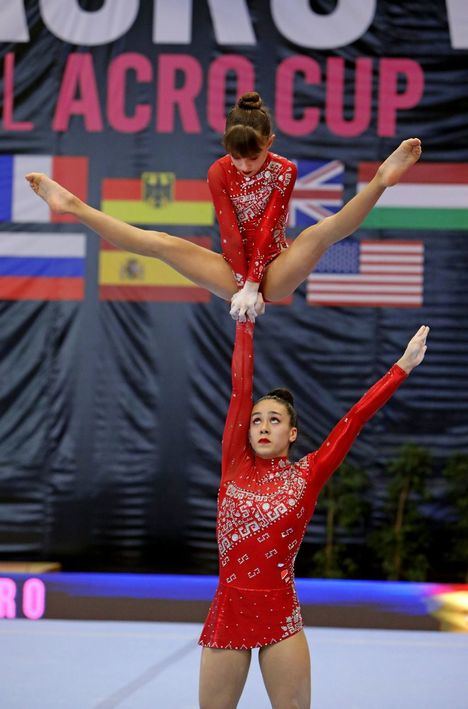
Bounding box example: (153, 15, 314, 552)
(101, 173, 214, 225)
(99, 237, 211, 302)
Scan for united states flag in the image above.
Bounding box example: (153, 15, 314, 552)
(306, 240, 424, 308)
(289, 160, 344, 227)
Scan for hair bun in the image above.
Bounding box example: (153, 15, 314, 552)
(267, 388, 294, 407)
(237, 91, 263, 111)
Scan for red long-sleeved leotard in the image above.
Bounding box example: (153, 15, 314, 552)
(207, 152, 297, 285)
(199, 323, 407, 650)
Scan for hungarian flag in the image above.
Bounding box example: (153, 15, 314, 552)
(0, 232, 86, 300)
(358, 163, 468, 230)
(0, 155, 88, 224)
(101, 173, 214, 226)
(99, 237, 212, 302)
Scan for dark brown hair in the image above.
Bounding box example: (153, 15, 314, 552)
(223, 92, 272, 157)
(256, 388, 298, 429)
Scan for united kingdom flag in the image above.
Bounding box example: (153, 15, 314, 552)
(289, 159, 344, 227)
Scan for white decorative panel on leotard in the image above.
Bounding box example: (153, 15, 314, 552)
(217, 471, 307, 557)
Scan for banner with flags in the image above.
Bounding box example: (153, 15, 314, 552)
(1, 0, 468, 581)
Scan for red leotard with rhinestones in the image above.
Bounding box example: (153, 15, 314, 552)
(207, 152, 297, 285)
(199, 323, 407, 650)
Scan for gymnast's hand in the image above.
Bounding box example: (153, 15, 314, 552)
(396, 325, 430, 374)
(230, 281, 262, 322)
(254, 292, 265, 318)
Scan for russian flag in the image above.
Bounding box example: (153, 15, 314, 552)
(0, 155, 88, 224)
(0, 232, 86, 301)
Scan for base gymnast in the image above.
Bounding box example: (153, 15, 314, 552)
(25, 137, 421, 322)
(198, 323, 429, 708)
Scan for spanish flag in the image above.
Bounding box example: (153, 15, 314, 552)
(101, 172, 214, 226)
(99, 237, 211, 302)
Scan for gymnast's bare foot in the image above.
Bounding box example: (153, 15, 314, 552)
(25, 173, 79, 214)
(377, 138, 422, 187)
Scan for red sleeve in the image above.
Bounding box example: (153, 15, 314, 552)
(221, 322, 255, 483)
(307, 364, 408, 495)
(207, 161, 247, 287)
(247, 161, 297, 283)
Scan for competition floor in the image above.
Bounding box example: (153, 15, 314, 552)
(2, 620, 467, 708)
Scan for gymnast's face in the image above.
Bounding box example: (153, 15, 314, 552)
(249, 399, 297, 459)
(230, 135, 275, 177)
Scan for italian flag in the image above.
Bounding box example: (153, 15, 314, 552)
(358, 163, 468, 230)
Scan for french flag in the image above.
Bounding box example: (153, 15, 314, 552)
(0, 155, 88, 223)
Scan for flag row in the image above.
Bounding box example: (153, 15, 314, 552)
(0, 232, 424, 308)
(1, 155, 467, 230)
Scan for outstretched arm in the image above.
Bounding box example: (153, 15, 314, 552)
(310, 138, 422, 249)
(308, 325, 429, 495)
(221, 322, 255, 483)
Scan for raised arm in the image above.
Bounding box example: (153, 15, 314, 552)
(308, 325, 429, 495)
(207, 162, 248, 288)
(221, 321, 255, 483)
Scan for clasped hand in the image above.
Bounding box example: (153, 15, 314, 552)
(230, 286, 265, 322)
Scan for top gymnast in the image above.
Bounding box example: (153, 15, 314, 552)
(25, 92, 421, 321)
(198, 322, 429, 709)
(207, 92, 297, 319)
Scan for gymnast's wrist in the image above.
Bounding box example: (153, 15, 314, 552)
(243, 280, 260, 294)
(395, 356, 413, 374)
